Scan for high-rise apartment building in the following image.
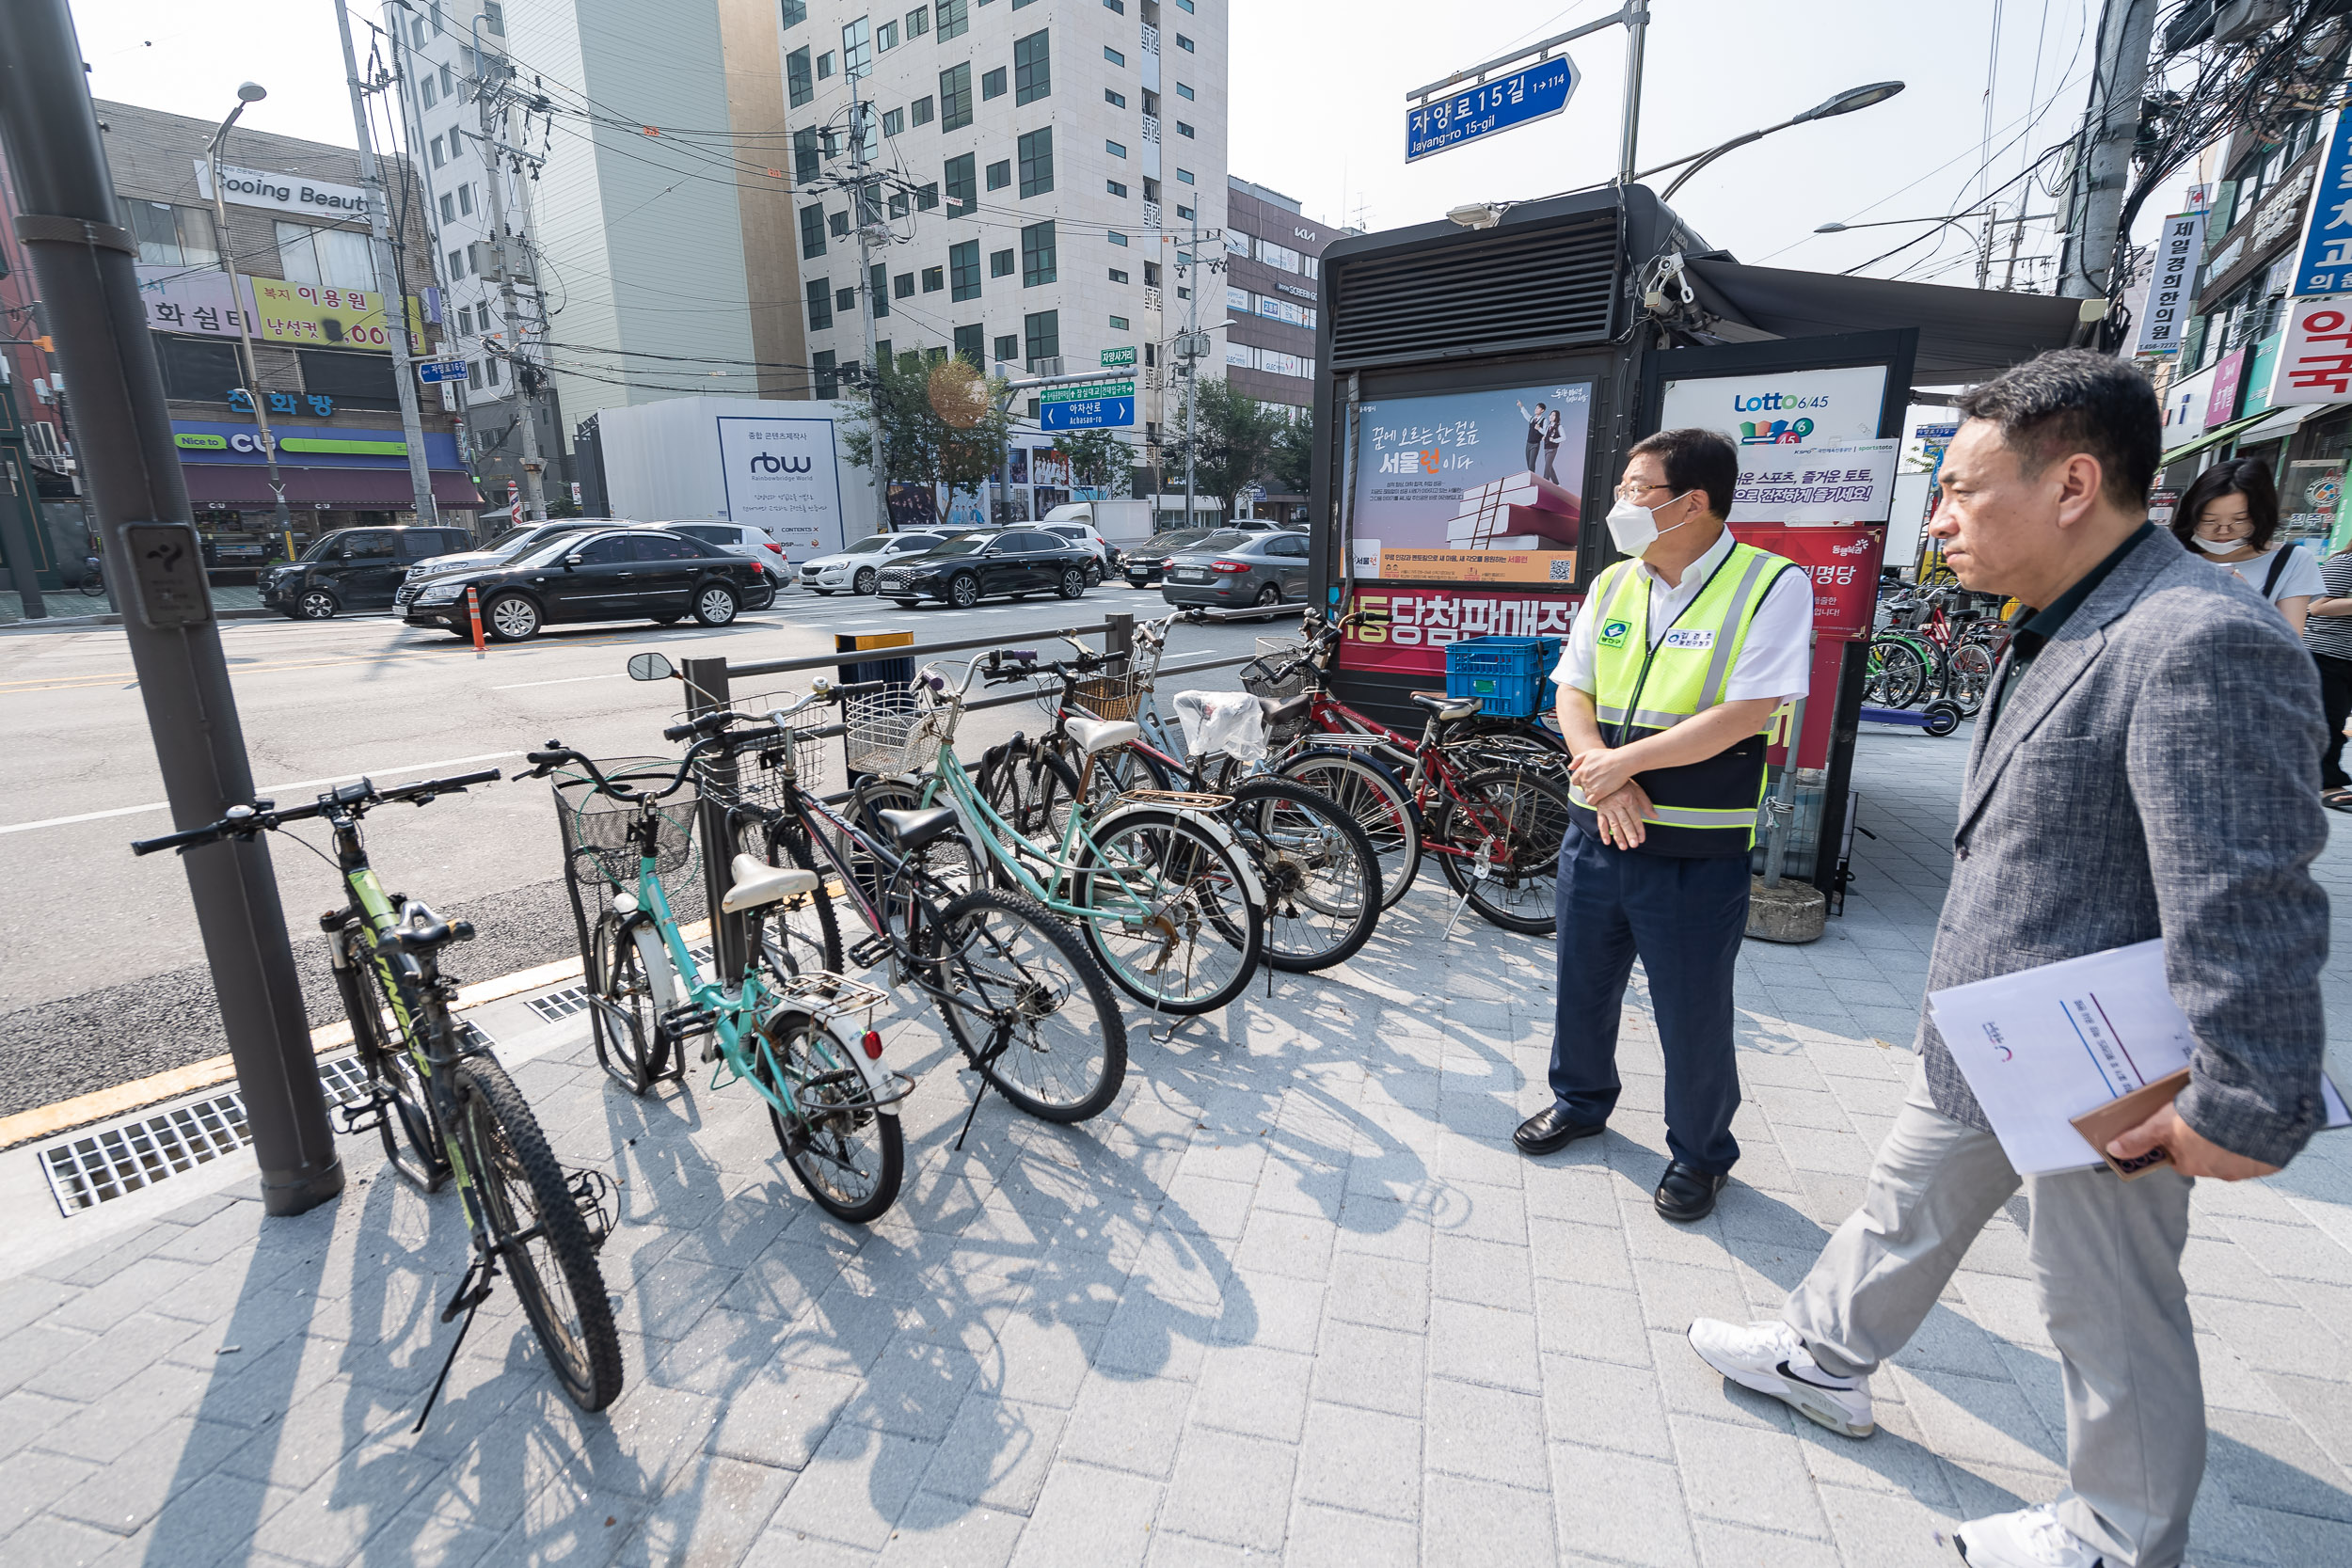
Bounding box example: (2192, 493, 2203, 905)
(782, 0, 1228, 485)
(1223, 176, 1328, 416)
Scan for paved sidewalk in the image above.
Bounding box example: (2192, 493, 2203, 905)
(3, 726, 2349, 1566)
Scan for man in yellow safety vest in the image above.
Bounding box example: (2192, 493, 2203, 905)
(1512, 427, 1814, 1224)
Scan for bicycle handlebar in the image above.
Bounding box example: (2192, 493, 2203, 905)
(129, 768, 502, 856)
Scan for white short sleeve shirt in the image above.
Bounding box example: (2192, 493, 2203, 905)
(1556, 525, 1816, 708)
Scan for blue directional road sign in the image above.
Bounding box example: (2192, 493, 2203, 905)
(1406, 54, 1579, 164)
(1039, 379, 1136, 431)
(417, 359, 469, 384)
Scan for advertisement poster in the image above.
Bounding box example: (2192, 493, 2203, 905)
(1728, 523, 1887, 641)
(1339, 587, 1579, 679)
(2283, 460, 2345, 544)
(1353, 380, 1591, 583)
(2135, 212, 2207, 355)
(1657, 365, 1897, 523)
(1031, 448, 1073, 489)
(249, 278, 423, 355)
(715, 415, 846, 558)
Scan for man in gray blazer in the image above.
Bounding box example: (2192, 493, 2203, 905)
(1685, 351, 2331, 1568)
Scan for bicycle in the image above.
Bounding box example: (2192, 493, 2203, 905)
(980, 633, 1383, 974)
(1239, 609, 1575, 936)
(131, 771, 624, 1423)
(527, 733, 914, 1224)
(625, 657, 1128, 1132)
(846, 655, 1267, 1016)
(79, 552, 105, 598)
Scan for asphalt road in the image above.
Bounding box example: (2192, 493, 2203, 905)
(0, 582, 1294, 1117)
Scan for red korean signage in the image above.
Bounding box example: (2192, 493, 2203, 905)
(1728, 522, 1886, 641)
(1336, 586, 1576, 678)
(2265, 297, 2352, 406)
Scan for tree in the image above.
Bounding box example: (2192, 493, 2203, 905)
(838, 353, 1010, 523)
(1053, 428, 1136, 495)
(1168, 377, 1284, 511)
(1268, 404, 1314, 497)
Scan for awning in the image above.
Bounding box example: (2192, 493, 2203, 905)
(180, 465, 485, 509)
(2227, 401, 2328, 448)
(2161, 408, 2279, 465)
(1684, 261, 2086, 383)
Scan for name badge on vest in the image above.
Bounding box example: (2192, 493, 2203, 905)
(1660, 628, 1716, 650)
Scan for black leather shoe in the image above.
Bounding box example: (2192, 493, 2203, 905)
(1514, 1105, 1606, 1156)
(1654, 1161, 1730, 1222)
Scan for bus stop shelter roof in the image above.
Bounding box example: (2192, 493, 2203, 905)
(1682, 259, 2085, 385)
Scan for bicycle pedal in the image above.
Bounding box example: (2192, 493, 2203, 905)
(565, 1165, 618, 1249)
(333, 1095, 392, 1137)
(847, 932, 894, 970)
(660, 1004, 714, 1037)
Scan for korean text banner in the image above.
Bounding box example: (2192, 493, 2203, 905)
(1352, 381, 1592, 584)
(248, 279, 426, 355)
(135, 264, 251, 339)
(716, 415, 846, 558)
(2264, 296, 2352, 408)
(1657, 364, 1895, 523)
(1337, 587, 1579, 679)
(2135, 212, 2207, 355)
(2292, 108, 2352, 297)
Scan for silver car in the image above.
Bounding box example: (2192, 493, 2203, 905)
(1157, 529, 1312, 610)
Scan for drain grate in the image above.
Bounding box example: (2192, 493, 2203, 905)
(527, 986, 592, 1022)
(36, 1018, 499, 1218)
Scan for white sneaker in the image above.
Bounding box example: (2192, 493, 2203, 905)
(1686, 1319, 1875, 1437)
(1947, 1504, 2105, 1567)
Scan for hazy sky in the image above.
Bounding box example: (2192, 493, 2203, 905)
(69, 0, 2196, 286)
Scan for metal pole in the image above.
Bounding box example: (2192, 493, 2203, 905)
(1183, 214, 1200, 528)
(684, 656, 747, 983)
(472, 16, 545, 518)
(849, 72, 887, 525)
(208, 117, 293, 539)
(0, 0, 341, 1214)
(1617, 0, 1651, 184)
(333, 0, 436, 523)
(1760, 695, 1806, 889)
(2064, 0, 2157, 299)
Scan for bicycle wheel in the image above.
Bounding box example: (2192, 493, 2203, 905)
(346, 943, 449, 1187)
(1071, 808, 1264, 1014)
(1944, 641, 1995, 717)
(1067, 739, 1172, 812)
(734, 814, 844, 979)
(1225, 777, 1381, 973)
(589, 912, 670, 1095)
(1273, 748, 1421, 909)
(1864, 637, 1929, 708)
(977, 737, 1089, 851)
(854, 778, 977, 902)
(1430, 766, 1574, 935)
(751, 1009, 903, 1223)
(451, 1057, 623, 1412)
(929, 888, 1127, 1122)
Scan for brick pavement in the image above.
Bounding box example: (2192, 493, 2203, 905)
(2, 724, 2349, 1566)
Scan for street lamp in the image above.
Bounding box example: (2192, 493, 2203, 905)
(207, 82, 294, 543)
(1652, 81, 1905, 201)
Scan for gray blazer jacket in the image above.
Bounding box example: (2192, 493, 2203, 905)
(1918, 526, 2332, 1168)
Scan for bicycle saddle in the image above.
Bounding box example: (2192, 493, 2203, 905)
(722, 853, 820, 913)
(1257, 692, 1311, 727)
(1409, 690, 1483, 721)
(1066, 716, 1142, 755)
(877, 805, 959, 850)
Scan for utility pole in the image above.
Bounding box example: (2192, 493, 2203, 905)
(2060, 0, 2159, 300)
(206, 93, 294, 540)
(1617, 0, 1651, 183)
(471, 17, 545, 519)
(0, 0, 341, 1214)
(847, 68, 888, 528)
(2001, 209, 2030, 291)
(334, 0, 435, 524)
(1182, 213, 1201, 530)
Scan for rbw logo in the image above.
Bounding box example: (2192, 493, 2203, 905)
(749, 453, 812, 474)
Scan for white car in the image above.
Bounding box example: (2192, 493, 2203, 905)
(663, 520, 792, 568)
(800, 531, 949, 594)
(1041, 522, 1113, 582)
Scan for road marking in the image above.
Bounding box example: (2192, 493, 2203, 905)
(0, 750, 522, 837)
(494, 673, 627, 690)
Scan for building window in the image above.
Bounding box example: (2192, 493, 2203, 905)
(882, 106, 905, 135)
(870, 262, 888, 317)
(277, 222, 376, 292)
(894, 272, 915, 299)
(1176, 121, 1194, 138)
(1106, 179, 1128, 198)
(922, 264, 945, 293)
(937, 0, 968, 40)
(954, 322, 984, 366)
(1108, 268, 1129, 283)
(814, 349, 838, 397)
(1176, 167, 1194, 183)
(1021, 220, 1057, 286)
(153, 333, 240, 402)
(440, 193, 456, 223)
(907, 7, 929, 38)
(1104, 0, 1123, 10)
(836, 286, 857, 314)
(1018, 128, 1054, 197)
(485, 356, 501, 387)
(1024, 309, 1058, 363)
(127, 201, 218, 268)
(783, 0, 806, 24)
(1175, 33, 1194, 51)
(1176, 205, 1193, 221)
(421, 73, 437, 109)
(946, 152, 977, 214)
(888, 190, 909, 218)
(1104, 45, 1125, 66)
(991, 247, 1015, 277)
(448, 247, 467, 278)
(916, 182, 939, 209)
(818, 50, 835, 78)
(1105, 139, 1127, 159)
(800, 203, 827, 258)
(981, 67, 1007, 100)
(429, 135, 445, 168)
(807, 278, 833, 329)
(467, 361, 482, 390)
(1105, 87, 1126, 108)
(842, 16, 872, 78)
(1176, 81, 1194, 100)
(787, 46, 814, 106)
(1176, 0, 1194, 9)
(795, 126, 821, 182)
(457, 183, 473, 215)
(439, 63, 453, 96)
(940, 62, 973, 129)
(1109, 314, 1129, 330)
(909, 96, 935, 128)
(950, 240, 981, 299)
(1014, 29, 1050, 103)
(987, 159, 1011, 190)
(458, 305, 474, 336)
(1108, 230, 1129, 246)
(993, 332, 1018, 364)
(1143, 261, 1160, 284)
(877, 18, 899, 52)
(830, 210, 851, 237)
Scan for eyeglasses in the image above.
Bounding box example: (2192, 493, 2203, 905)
(1613, 482, 1675, 502)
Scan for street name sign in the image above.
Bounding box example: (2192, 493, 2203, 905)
(417, 359, 468, 384)
(1100, 346, 1136, 367)
(1039, 379, 1136, 430)
(1406, 55, 1578, 163)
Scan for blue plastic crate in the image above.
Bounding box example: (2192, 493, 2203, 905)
(1445, 635, 1564, 718)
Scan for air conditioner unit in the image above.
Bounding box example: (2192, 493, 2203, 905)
(466, 241, 534, 284)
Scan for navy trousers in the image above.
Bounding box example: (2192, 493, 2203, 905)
(1549, 821, 1750, 1174)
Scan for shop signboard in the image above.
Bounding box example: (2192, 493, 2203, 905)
(2205, 348, 2248, 429)
(1352, 379, 1591, 584)
(1657, 365, 1898, 523)
(2262, 295, 2352, 407)
(2242, 330, 2284, 418)
(1729, 523, 1887, 641)
(135, 264, 251, 338)
(2160, 360, 2220, 451)
(2290, 107, 2352, 296)
(2134, 212, 2207, 355)
(193, 160, 370, 220)
(715, 414, 847, 559)
(249, 279, 424, 355)
(1337, 585, 1577, 680)
(1406, 55, 1578, 163)
(2282, 459, 2345, 546)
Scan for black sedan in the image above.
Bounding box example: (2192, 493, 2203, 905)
(397, 528, 773, 641)
(877, 528, 1096, 609)
(1121, 528, 1219, 588)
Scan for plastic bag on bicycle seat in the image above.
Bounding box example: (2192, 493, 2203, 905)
(1172, 690, 1269, 764)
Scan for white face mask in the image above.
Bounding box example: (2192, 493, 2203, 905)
(2193, 533, 2250, 555)
(1606, 491, 1695, 558)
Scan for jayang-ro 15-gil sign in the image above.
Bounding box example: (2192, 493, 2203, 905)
(1406, 55, 1579, 162)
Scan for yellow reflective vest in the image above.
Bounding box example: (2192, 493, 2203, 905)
(1567, 540, 1800, 856)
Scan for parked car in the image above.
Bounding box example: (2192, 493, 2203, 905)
(1158, 529, 1312, 610)
(663, 520, 791, 570)
(262, 524, 476, 620)
(1040, 522, 1113, 584)
(1122, 528, 1218, 588)
(403, 519, 642, 590)
(1227, 516, 1307, 533)
(397, 528, 771, 641)
(800, 531, 949, 594)
(877, 528, 1096, 609)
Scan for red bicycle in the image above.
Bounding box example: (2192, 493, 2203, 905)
(1241, 610, 1574, 935)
